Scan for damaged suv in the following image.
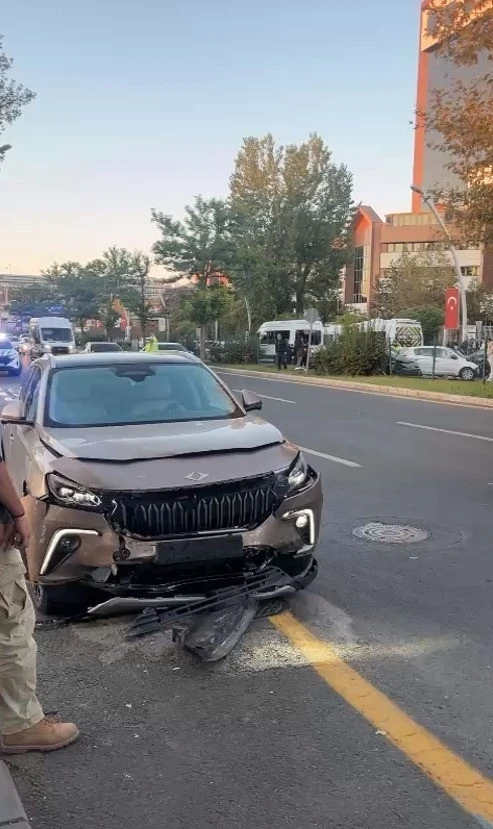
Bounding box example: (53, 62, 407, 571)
(0, 353, 322, 617)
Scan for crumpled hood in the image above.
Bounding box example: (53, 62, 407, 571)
(39, 417, 297, 492)
(40, 417, 282, 462)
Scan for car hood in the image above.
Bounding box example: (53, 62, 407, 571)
(39, 418, 296, 491)
(41, 417, 282, 461)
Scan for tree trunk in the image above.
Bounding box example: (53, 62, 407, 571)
(199, 326, 206, 360)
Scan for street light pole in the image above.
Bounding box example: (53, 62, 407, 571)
(411, 184, 468, 343)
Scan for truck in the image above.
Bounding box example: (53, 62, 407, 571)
(29, 317, 76, 357)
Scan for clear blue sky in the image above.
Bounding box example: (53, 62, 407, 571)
(1, 0, 419, 274)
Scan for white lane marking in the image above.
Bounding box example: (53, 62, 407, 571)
(232, 388, 296, 404)
(299, 445, 362, 468)
(397, 421, 493, 443)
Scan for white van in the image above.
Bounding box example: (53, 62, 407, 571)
(29, 317, 76, 357)
(258, 319, 325, 360)
(324, 318, 424, 348)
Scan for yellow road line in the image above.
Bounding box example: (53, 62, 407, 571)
(272, 612, 493, 826)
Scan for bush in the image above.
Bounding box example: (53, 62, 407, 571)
(313, 326, 386, 376)
(209, 338, 265, 365)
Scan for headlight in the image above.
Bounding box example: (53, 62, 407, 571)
(44, 345, 52, 352)
(47, 473, 102, 509)
(287, 453, 310, 493)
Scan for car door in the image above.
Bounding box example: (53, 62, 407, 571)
(437, 348, 461, 376)
(3, 365, 42, 495)
(413, 347, 433, 375)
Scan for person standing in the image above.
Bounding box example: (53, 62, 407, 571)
(275, 334, 288, 371)
(0, 459, 78, 753)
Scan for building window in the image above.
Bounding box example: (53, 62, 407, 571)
(461, 266, 480, 278)
(353, 246, 365, 303)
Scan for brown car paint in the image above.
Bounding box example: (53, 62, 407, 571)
(1, 353, 322, 594)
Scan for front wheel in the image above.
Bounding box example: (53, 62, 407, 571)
(459, 367, 476, 381)
(31, 582, 94, 617)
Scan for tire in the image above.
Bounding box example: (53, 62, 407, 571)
(30, 582, 94, 617)
(459, 367, 476, 381)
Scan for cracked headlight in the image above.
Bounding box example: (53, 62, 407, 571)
(287, 453, 310, 494)
(47, 473, 102, 509)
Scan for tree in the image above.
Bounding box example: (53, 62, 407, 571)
(229, 133, 354, 317)
(0, 34, 35, 159)
(151, 197, 232, 358)
(399, 306, 444, 344)
(373, 249, 455, 318)
(181, 283, 232, 344)
(423, 1, 493, 243)
(43, 262, 100, 331)
(123, 252, 152, 340)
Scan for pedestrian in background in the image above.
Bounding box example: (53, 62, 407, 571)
(0, 457, 78, 753)
(275, 334, 288, 371)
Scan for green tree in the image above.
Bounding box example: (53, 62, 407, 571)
(373, 249, 456, 318)
(230, 133, 354, 316)
(399, 306, 444, 344)
(43, 262, 100, 331)
(151, 197, 232, 358)
(0, 35, 35, 161)
(123, 252, 153, 340)
(181, 283, 232, 347)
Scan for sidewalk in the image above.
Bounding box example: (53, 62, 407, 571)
(0, 759, 31, 827)
(222, 367, 493, 409)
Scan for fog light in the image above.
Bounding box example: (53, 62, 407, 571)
(295, 515, 309, 530)
(281, 508, 315, 547)
(58, 535, 80, 553)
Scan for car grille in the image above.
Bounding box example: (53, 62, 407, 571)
(106, 475, 283, 539)
(51, 346, 70, 355)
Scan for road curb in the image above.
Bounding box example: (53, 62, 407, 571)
(221, 368, 493, 409)
(0, 760, 31, 827)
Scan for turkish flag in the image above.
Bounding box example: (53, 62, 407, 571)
(444, 287, 460, 330)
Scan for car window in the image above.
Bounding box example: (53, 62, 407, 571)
(24, 366, 42, 421)
(46, 362, 243, 427)
(0, 338, 13, 349)
(19, 365, 36, 402)
(414, 348, 430, 356)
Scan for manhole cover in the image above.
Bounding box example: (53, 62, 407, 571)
(352, 522, 430, 544)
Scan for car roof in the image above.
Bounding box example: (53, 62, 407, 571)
(37, 351, 201, 368)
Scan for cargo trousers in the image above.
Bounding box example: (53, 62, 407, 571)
(0, 548, 44, 735)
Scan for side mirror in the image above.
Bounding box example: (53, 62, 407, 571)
(242, 390, 262, 412)
(451, 354, 459, 360)
(1, 401, 31, 426)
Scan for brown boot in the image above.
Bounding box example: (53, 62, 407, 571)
(1, 716, 79, 754)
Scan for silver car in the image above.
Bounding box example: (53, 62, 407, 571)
(403, 346, 478, 380)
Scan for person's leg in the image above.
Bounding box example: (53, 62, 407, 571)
(0, 567, 79, 752)
(0, 575, 44, 735)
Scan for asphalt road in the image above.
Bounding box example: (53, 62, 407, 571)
(2, 365, 493, 829)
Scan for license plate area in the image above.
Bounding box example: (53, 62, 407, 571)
(156, 535, 243, 564)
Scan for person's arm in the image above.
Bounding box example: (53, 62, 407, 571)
(0, 461, 31, 548)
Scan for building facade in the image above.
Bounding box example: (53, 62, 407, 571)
(412, 0, 491, 211)
(343, 207, 492, 314)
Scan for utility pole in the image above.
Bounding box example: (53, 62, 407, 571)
(411, 185, 468, 343)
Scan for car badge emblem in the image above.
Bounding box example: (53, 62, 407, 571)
(185, 471, 209, 483)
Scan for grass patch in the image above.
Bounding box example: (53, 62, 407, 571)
(221, 364, 493, 399)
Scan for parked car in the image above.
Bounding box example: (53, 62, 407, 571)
(83, 341, 123, 353)
(402, 346, 478, 380)
(0, 335, 21, 376)
(140, 342, 189, 353)
(9, 335, 20, 351)
(0, 352, 322, 616)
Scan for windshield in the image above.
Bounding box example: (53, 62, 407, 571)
(46, 363, 242, 427)
(158, 343, 186, 351)
(90, 342, 122, 352)
(0, 338, 13, 349)
(41, 327, 73, 343)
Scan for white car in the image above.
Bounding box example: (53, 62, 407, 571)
(0, 336, 22, 376)
(403, 346, 478, 380)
